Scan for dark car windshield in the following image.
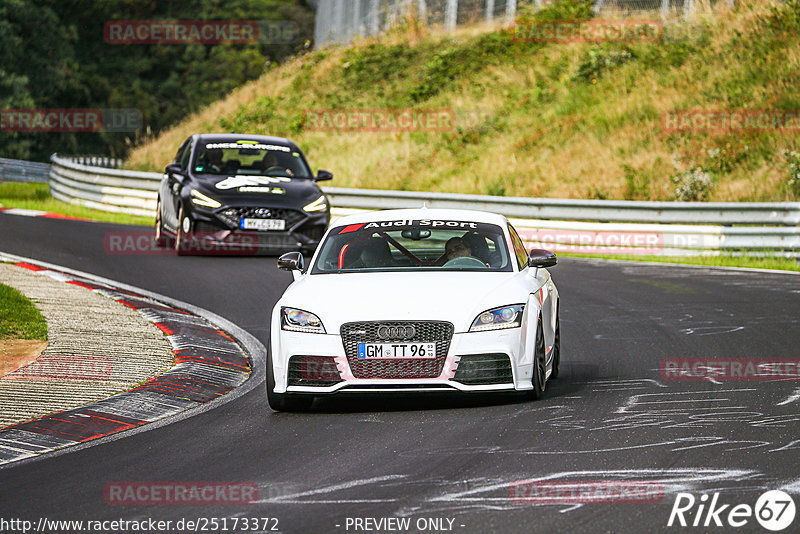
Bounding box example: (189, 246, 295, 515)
(193, 141, 312, 178)
(311, 219, 513, 274)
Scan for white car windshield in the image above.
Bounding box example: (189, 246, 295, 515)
(312, 219, 513, 273)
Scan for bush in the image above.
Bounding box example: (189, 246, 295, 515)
(623, 164, 650, 200)
(671, 166, 714, 201)
(409, 44, 477, 102)
(529, 0, 594, 22)
(784, 149, 800, 197)
(573, 47, 634, 83)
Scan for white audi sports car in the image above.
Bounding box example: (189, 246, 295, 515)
(267, 208, 560, 411)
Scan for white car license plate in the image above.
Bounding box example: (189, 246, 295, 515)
(240, 218, 285, 231)
(357, 342, 436, 359)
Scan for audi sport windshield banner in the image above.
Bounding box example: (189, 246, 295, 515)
(333, 219, 502, 234)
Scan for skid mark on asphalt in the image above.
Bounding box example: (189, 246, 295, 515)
(246, 467, 781, 517)
(770, 440, 800, 452)
(777, 387, 800, 406)
(577, 378, 668, 393)
(518, 381, 800, 444)
(254, 475, 408, 504)
(394, 468, 758, 515)
(615, 389, 755, 414)
(393, 436, 771, 457)
(679, 326, 745, 336)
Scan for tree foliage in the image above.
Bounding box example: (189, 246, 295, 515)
(0, 0, 314, 161)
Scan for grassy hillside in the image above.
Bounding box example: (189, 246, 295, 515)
(127, 0, 800, 202)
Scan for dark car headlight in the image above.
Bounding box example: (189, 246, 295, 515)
(190, 189, 221, 209)
(281, 307, 326, 333)
(303, 195, 327, 213)
(469, 305, 525, 332)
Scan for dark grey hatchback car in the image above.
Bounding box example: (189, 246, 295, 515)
(156, 133, 332, 255)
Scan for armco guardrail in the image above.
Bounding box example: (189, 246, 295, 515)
(324, 187, 800, 226)
(0, 158, 50, 183)
(47, 154, 800, 255)
(50, 154, 160, 216)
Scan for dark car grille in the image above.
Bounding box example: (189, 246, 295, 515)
(453, 353, 513, 385)
(218, 207, 306, 229)
(340, 321, 454, 379)
(287, 355, 342, 386)
(195, 221, 224, 233)
(296, 223, 326, 243)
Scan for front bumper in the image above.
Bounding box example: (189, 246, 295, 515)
(272, 329, 534, 394)
(187, 202, 328, 253)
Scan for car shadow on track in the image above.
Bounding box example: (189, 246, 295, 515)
(292, 362, 599, 413)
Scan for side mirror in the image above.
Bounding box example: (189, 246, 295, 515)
(315, 169, 333, 182)
(165, 163, 182, 175)
(278, 251, 305, 272)
(528, 249, 557, 269)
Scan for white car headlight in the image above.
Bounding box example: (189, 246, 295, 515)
(281, 307, 326, 333)
(469, 305, 525, 332)
(303, 195, 327, 212)
(190, 189, 221, 209)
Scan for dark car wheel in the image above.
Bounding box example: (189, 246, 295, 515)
(154, 198, 170, 248)
(550, 310, 561, 379)
(266, 347, 314, 412)
(175, 205, 192, 256)
(526, 317, 547, 400)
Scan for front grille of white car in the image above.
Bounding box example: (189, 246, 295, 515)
(340, 321, 454, 379)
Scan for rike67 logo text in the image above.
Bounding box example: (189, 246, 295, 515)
(668, 490, 796, 531)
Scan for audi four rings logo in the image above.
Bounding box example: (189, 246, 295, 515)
(376, 325, 416, 340)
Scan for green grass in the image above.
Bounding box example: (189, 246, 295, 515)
(562, 252, 800, 272)
(0, 182, 152, 226)
(0, 283, 48, 340)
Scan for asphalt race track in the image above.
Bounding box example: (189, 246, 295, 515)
(1, 213, 799, 533)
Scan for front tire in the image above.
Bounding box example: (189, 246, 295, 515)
(266, 347, 314, 412)
(175, 205, 192, 256)
(155, 198, 170, 248)
(526, 317, 547, 400)
(550, 310, 561, 379)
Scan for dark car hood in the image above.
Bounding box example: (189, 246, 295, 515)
(193, 174, 322, 205)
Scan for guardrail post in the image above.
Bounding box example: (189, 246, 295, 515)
(445, 0, 458, 30)
(683, 0, 695, 20)
(333, 0, 346, 43)
(505, 0, 517, 22)
(369, 0, 380, 35)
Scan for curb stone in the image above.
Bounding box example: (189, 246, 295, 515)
(0, 258, 253, 466)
